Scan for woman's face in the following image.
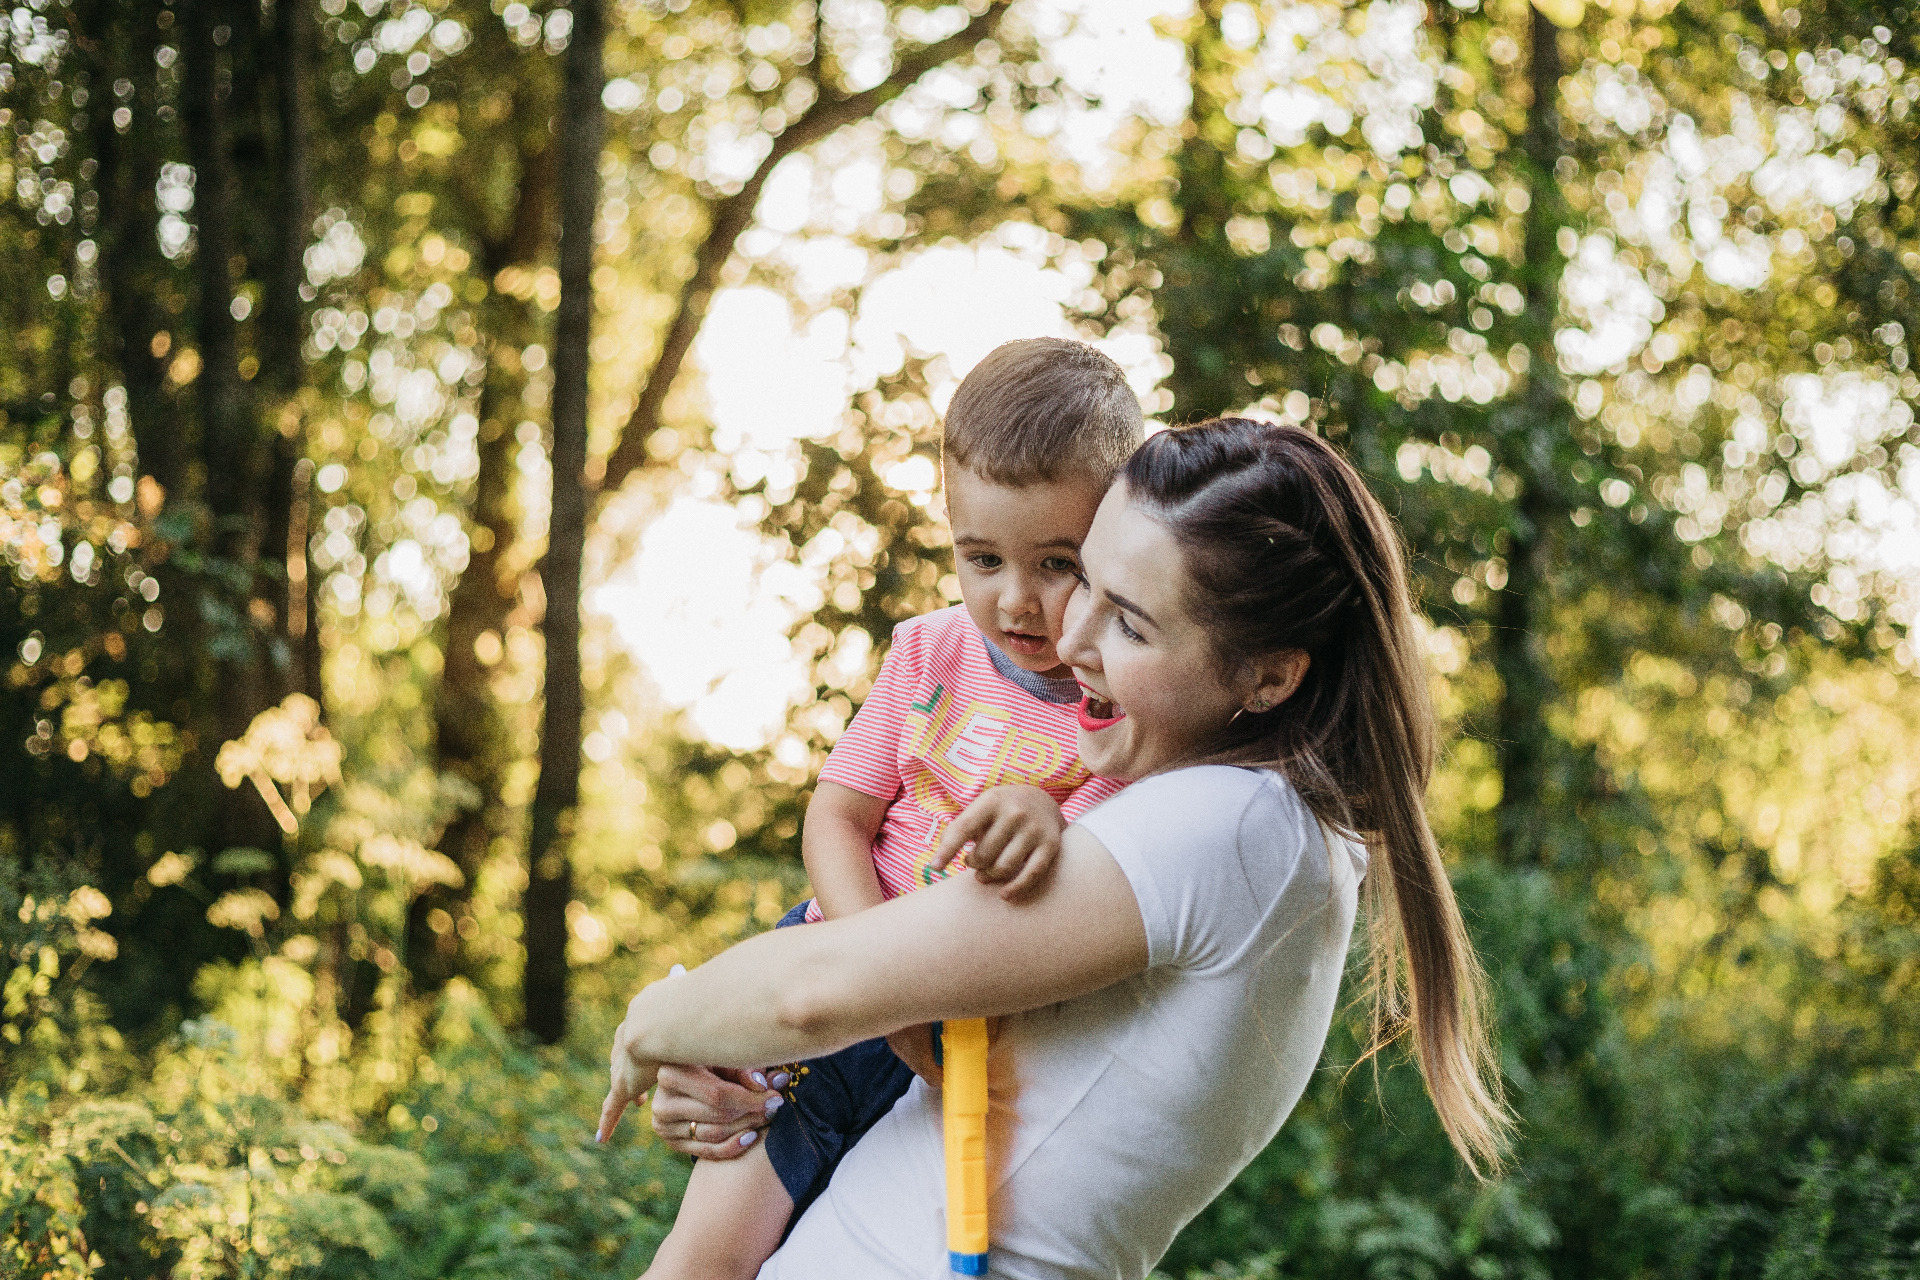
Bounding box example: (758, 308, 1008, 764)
(1057, 483, 1246, 782)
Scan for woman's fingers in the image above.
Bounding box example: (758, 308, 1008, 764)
(652, 1107, 778, 1157)
(654, 1063, 778, 1124)
(648, 1062, 783, 1156)
(650, 1086, 781, 1136)
(596, 1086, 633, 1144)
(597, 1021, 661, 1143)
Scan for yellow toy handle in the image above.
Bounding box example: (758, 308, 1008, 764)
(941, 1018, 990, 1275)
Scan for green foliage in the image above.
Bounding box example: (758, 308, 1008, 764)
(2, 878, 686, 1279)
(4, 0, 1919, 1275)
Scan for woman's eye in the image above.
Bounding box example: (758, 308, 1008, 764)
(1117, 615, 1144, 643)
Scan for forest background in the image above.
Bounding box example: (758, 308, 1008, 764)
(4, 0, 1918, 1274)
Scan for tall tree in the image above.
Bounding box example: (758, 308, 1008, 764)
(181, 0, 285, 868)
(262, 0, 322, 705)
(523, 0, 605, 1044)
(503, 0, 1015, 1030)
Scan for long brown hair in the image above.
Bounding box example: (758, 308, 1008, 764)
(1123, 417, 1511, 1177)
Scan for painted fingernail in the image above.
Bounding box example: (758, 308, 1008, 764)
(764, 1095, 784, 1114)
(769, 1072, 791, 1090)
(750, 1071, 767, 1088)
(739, 1130, 758, 1147)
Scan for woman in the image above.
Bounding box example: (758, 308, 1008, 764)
(598, 418, 1510, 1278)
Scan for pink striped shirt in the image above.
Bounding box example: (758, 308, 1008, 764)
(806, 606, 1125, 921)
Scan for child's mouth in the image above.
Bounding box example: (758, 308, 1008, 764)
(1001, 630, 1049, 656)
(1076, 692, 1125, 731)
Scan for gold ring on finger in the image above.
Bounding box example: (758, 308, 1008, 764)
(687, 1120, 698, 1141)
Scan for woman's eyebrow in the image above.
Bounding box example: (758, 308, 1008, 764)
(1104, 590, 1156, 626)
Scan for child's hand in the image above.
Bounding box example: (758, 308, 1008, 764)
(932, 784, 1065, 901)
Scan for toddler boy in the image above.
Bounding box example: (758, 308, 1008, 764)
(642, 337, 1144, 1280)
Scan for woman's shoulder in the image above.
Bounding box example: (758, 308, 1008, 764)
(1104, 763, 1303, 815)
(1073, 764, 1341, 973)
(1077, 764, 1317, 858)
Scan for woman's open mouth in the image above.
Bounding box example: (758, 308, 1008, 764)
(1076, 692, 1126, 732)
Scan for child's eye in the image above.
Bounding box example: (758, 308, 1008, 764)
(968, 554, 1003, 570)
(1041, 556, 1080, 575)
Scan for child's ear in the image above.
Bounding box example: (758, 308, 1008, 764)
(1243, 650, 1310, 714)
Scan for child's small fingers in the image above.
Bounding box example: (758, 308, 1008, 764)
(1000, 845, 1055, 900)
(987, 829, 1038, 880)
(932, 816, 982, 870)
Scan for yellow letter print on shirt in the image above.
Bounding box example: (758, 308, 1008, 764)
(903, 695, 1091, 885)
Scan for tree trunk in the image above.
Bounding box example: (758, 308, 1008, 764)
(88, 3, 174, 498)
(264, 0, 320, 704)
(523, 0, 603, 1044)
(183, 0, 279, 860)
(1492, 3, 1569, 866)
(414, 129, 556, 992)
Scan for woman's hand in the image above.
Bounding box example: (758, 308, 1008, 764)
(647, 1064, 790, 1159)
(932, 785, 1066, 901)
(596, 998, 663, 1143)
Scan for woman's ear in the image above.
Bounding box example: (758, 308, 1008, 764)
(1243, 650, 1310, 714)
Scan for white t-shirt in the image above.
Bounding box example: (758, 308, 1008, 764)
(759, 764, 1368, 1280)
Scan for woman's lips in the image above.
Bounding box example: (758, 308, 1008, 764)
(1076, 693, 1125, 732)
(1001, 631, 1049, 656)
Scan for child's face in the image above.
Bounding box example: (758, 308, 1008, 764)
(945, 464, 1107, 680)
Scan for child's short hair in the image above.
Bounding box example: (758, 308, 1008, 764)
(942, 338, 1144, 486)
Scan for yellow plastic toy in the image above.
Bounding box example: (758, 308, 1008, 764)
(941, 1017, 990, 1275)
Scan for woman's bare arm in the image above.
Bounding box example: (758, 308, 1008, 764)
(597, 825, 1147, 1140)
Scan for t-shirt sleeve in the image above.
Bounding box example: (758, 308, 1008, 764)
(815, 623, 918, 803)
(1073, 766, 1317, 974)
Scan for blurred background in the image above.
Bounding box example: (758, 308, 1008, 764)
(4, 0, 1918, 1274)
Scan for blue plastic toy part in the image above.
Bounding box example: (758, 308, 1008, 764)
(949, 1250, 989, 1275)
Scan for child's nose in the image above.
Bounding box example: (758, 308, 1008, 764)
(1000, 572, 1039, 617)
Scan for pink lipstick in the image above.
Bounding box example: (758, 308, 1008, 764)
(1076, 693, 1125, 732)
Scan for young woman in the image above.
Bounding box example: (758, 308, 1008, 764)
(599, 418, 1511, 1278)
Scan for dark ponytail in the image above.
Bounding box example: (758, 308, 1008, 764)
(1124, 417, 1510, 1177)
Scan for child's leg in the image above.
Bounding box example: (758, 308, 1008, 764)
(643, 1143, 794, 1280)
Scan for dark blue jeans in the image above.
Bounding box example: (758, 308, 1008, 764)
(761, 902, 917, 1226)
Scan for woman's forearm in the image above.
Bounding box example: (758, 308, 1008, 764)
(624, 920, 867, 1067)
(619, 826, 1152, 1070)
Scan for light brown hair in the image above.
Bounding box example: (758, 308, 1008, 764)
(942, 338, 1143, 485)
(1124, 416, 1512, 1178)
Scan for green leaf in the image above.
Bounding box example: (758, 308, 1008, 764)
(212, 848, 277, 876)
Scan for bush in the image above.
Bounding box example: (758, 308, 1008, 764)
(1, 874, 687, 1279)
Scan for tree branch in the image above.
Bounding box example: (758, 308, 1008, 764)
(594, 0, 1011, 494)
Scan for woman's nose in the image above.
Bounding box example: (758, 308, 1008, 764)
(1058, 590, 1097, 669)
